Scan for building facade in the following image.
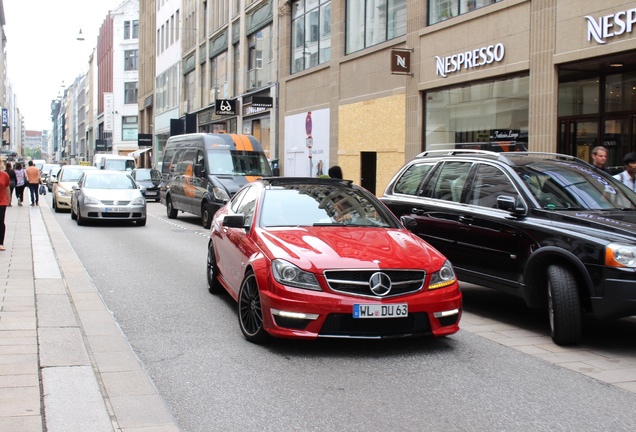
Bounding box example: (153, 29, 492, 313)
(274, 0, 636, 194)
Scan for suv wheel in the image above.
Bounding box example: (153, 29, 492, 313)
(547, 265, 582, 346)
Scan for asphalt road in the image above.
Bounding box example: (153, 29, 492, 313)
(47, 196, 636, 432)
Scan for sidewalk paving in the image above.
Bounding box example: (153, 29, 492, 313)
(0, 199, 181, 431)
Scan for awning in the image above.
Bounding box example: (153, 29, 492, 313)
(131, 148, 152, 157)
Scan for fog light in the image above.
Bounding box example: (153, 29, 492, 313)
(271, 309, 319, 320)
(433, 309, 459, 318)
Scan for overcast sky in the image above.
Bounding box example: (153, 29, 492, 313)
(3, 0, 125, 131)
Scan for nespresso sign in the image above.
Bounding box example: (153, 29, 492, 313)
(435, 43, 505, 78)
(585, 8, 636, 44)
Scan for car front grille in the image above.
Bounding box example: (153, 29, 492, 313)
(324, 270, 425, 298)
(319, 313, 431, 338)
(101, 200, 131, 205)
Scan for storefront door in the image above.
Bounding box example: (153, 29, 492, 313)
(558, 120, 598, 163)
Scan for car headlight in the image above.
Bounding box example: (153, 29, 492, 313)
(428, 260, 457, 290)
(83, 196, 101, 205)
(272, 259, 321, 291)
(212, 186, 230, 202)
(57, 188, 70, 197)
(130, 197, 145, 205)
(606, 243, 636, 268)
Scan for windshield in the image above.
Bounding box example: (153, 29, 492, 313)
(134, 169, 160, 181)
(84, 174, 136, 189)
(260, 185, 396, 228)
(105, 159, 135, 171)
(516, 161, 636, 210)
(60, 168, 91, 182)
(207, 150, 272, 176)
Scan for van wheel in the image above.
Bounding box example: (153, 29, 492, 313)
(166, 196, 178, 219)
(547, 264, 582, 346)
(202, 203, 212, 229)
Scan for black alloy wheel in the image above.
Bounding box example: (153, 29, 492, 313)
(207, 242, 222, 294)
(547, 264, 582, 346)
(238, 271, 268, 343)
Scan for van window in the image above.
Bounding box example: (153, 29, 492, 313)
(162, 149, 175, 174)
(176, 149, 197, 175)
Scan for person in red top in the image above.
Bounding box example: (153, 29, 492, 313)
(25, 160, 42, 206)
(0, 162, 10, 251)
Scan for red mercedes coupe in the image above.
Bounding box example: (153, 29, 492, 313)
(207, 177, 462, 343)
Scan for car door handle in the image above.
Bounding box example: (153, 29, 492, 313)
(459, 216, 473, 224)
(411, 208, 425, 215)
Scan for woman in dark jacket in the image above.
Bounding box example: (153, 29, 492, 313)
(5, 162, 16, 206)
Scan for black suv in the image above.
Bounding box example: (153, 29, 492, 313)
(380, 150, 636, 345)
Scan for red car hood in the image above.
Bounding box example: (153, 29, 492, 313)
(256, 226, 447, 273)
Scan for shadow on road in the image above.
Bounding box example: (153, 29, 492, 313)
(461, 282, 636, 355)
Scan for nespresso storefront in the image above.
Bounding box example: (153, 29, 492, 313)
(421, 1, 636, 170)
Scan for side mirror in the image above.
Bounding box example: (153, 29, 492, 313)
(223, 214, 246, 228)
(400, 215, 417, 230)
(497, 195, 526, 216)
(194, 164, 204, 177)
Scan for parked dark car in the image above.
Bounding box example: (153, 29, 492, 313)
(131, 168, 161, 202)
(208, 177, 462, 343)
(380, 150, 636, 345)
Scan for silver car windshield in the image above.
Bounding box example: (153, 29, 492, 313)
(84, 174, 136, 189)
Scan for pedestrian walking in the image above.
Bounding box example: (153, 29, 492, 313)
(14, 162, 27, 206)
(25, 160, 42, 206)
(0, 163, 10, 251)
(591, 146, 611, 173)
(5, 162, 16, 206)
(613, 152, 636, 192)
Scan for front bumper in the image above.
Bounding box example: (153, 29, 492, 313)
(257, 276, 462, 340)
(79, 203, 147, 221)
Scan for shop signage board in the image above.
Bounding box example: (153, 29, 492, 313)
(585, 7, 636, 44)
(215, 99, 237, 116)
(435, 43, 505, 78)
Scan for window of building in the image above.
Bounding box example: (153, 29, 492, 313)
(124, 50, 138, 71)
(122, 116, 138, 141)
(124, 82, 138, 104)
(248, 25, 273, 90)
(292, 0, 331, 74)
(124, 20, 139, 39)
(185, 70, 196, 112)
(425, 75, 529, 147)
(233, 42, 240, 96)
(346, 0, 405, 54)
(210, 52, 228, 101)
(428, 0, 500, 26)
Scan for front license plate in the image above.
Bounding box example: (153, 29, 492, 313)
(105, 207, 127, 212)
(353, 304, 408, 318)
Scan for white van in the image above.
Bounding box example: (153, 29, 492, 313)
(98, 155, 136, 171)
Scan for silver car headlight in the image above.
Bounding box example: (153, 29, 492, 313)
(84, 196, 101, 205)
(272, 259, 321, 291)
(130, 196, 145, 206)
(428, 260, 457, 290)
(606, 243, 636, 268)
